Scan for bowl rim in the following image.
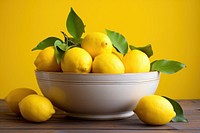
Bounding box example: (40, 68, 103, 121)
(35, 70, 159, 76)
(35, 70, 160, 83)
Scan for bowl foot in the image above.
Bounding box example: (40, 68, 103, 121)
(66, 111, 134, 120)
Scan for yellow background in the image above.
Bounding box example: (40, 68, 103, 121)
(0, 0, 199, 99)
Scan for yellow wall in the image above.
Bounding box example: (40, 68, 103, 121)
(0, 0, 200, 99)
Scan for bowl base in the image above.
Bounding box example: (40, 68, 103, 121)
(66, 111, 134, 120)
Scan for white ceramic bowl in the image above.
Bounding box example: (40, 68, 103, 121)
(35, 71, 160, 120)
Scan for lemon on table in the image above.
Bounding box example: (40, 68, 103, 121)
(81, 32, 113, 58)
(34, 46, 61, 72)
(92, 53, 125, 74)
(61, 47, 92, 73)
(5, 88, 37, 115)
(122, 49, 150, 73)
(19, 94, 55, 122)
(134, 95, 176, 125)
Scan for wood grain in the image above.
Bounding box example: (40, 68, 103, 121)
(0, 100, 199, 133)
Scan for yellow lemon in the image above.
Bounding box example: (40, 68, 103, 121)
(134, 95, 176, 125)
(34, 46, 61, 72)
(5, 88, 37, 115)
(19, 94, 55, 122)
(122, 49, 150, 73)
(92, 53, 124, 74)
(81, 32, 113, 58)
(61, 47, 92, 73)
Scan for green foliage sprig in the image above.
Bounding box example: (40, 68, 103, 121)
(32, 8, 85, 64)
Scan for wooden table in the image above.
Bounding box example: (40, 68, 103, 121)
(0, 99, 199, 133)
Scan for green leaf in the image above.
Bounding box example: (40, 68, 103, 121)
(54, 40, 67, 51)
(162, 96, 188, 122)
(61, 31, 69, 44)
(32, 37, 62, 51)
(69, 37, 82, 46)
(130, 44, 153, 57)
(54, 40, 66, 64)
(66, 7, 85, 39)
(151, 59, 186, 74)
(106, 29, 128, 55)
(60, 31, 82, 47)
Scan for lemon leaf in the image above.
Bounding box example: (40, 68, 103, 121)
(106, 29, 128, 55)
(163, 96, 188, 122)
(61, 31, 69, 45)
(68, 37, 82, 46)
(32, 37, 62, 51)
(151, 59, 186, 74)
(66, 7, 85, 39)
(60, 31, 82, 47)
(129, 44, 153, 57)
(54, 40, 66, 64)
(54, 40, 66, 51)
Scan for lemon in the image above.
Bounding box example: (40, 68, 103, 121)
(19, 94, 55, 122)
(92, 53, 125, 74)
(81, 32, 113, 58)
(61, 47, 92, 73)
(122, 49, 150, 73)
(34, 46, 61, 72)
(134, 95, 176, 125)
(5, 88, 37, 115)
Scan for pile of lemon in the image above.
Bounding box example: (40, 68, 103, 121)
(5, 32, 176, 125)
(5, 88, 55, 122)
(33, 32, 175, 125)
(4, 6, 186, 125)
(34, 32, 150, 74)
